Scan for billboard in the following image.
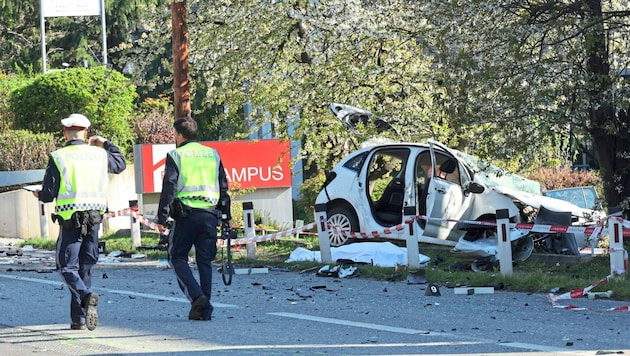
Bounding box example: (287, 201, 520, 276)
(42, 0, 101, 17)
(135, 139, 292, 193)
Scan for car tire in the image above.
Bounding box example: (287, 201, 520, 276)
(327, 206, 359, 247)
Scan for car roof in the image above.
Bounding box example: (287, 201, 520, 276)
(338, 140, 542, 194)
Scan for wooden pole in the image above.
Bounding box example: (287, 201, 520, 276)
(172, 0, 191, 118)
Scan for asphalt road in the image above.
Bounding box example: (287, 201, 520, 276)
(0, 244, 629, 356)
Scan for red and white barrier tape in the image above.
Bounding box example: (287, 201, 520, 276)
(130, 211, 162, 231)
(327, 216, 498, 239)
(546, 275, 630, 312)
(327, 221, 410, 239)
(103, 206, 630, 240)
(551, 304, 591, 311)
(415, 215, 613, 236)
(415, 215, 498, 228)
(102, 207, 163, 233)
(326, 214, 624, 239)
(102, 207, 319, 246)
(547, 275, 612, 303)
(103, 206, 138, 219)
(102, 207, 629, 255)
(614, 216, 630, 229)
(224, 222, 318, 247)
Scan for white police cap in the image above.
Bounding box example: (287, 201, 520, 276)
(61, 114, 91, 129)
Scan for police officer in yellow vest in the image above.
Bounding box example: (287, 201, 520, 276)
(156, 116, 231, 321)
(34, 113, 126, 331)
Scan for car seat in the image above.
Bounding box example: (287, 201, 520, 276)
(374, 178, 404, 225)
(439, 159, 456, 178)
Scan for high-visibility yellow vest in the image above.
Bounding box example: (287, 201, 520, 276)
(51, 145, 109, 220)
(169, 142, 221, 209)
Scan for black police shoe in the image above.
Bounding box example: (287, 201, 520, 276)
(83, 293, 99, 331)
(188, 295, 209, 320)
(70, 322, 86, 330)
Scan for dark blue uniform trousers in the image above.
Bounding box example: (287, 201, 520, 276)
(167, 209, 218, 307)
(56, 222, 100, 324)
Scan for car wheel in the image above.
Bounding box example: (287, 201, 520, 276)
(327, 206, 359, 247)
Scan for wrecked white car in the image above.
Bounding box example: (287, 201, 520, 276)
(316, 104, 605, 265)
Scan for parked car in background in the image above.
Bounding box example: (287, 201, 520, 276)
(543, 186, 603, 211)
(316, 104, 606, 264)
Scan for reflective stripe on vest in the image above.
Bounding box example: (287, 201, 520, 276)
(169, 142, 221, 209)
(51, 145, 109, 220)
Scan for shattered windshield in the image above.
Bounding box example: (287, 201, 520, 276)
(453, 151, 541, 194)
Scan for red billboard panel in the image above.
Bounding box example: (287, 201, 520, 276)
(136, 139, 292, 193)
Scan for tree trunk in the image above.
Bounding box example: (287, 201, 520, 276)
(584, 0, 630, 210)
(172, 0, 191, 119)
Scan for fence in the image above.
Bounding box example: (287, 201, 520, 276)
(100, 201, 629, 278)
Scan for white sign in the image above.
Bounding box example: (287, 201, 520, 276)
(42, 0, 101, 17)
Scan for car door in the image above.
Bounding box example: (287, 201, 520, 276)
(421, 143, 474, 241)
(362, 147, 410, 227)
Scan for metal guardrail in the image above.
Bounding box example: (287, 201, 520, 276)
(0, 170, 45, 188)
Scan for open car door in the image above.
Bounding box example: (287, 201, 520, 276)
(421, 142, 474, 242)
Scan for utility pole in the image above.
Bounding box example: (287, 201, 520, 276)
(172, 0, 191, 118)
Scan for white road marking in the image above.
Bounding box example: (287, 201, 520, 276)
(0, 273, 594, 354)
(269, 312, 572, 353)
(270, 311, 440, 335)
(0, 273, 238, 308)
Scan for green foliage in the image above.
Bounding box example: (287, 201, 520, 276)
(3, 0, 630, 210)
(293, 172, 327, 222)
(0, 72, 32, 131)
(194, 103, 247, 142)
(0, 0, 170, 73)
(228, 234, 320, 264)
(0, 2, 40, 73)
(17, 238, 56, 250)
(292, 198, 314, 225)
(102, 233, 165, 257)
(133, 97, 175, 144)
(10, 67, 137, 155)
(111, 4, 174, 101)
(0, 130, 56, 171)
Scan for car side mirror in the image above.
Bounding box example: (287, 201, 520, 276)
(466, 182, 485, 194)
(322, 171, 337, 189)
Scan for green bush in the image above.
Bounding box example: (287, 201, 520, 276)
(0, 73, 33, 131)
(10, 66, 137, 155)
(0, 129, 56, 171)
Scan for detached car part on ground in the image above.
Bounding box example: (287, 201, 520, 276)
(317, 104, 607, 267)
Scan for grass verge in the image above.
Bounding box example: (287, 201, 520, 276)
(19, 234, 630, 300)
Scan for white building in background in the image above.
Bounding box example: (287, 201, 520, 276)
(243, 102, 304, 202)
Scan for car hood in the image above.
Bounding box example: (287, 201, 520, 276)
(492, 185, 594, 218)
